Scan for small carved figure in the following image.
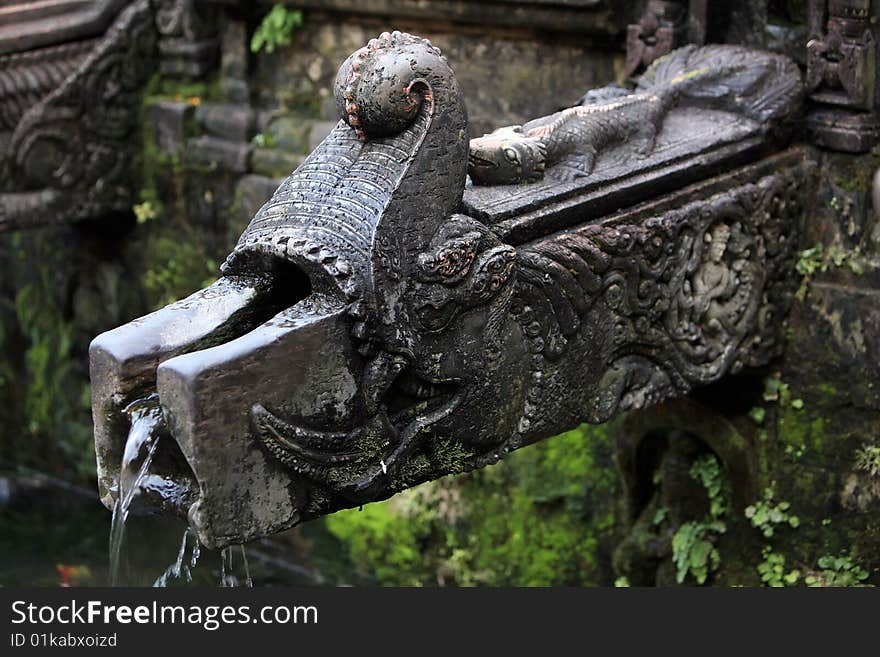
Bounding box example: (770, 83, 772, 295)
(693, 223, 734, 325)
(625, 0, 688, 77)
(467, 44, 802, 185)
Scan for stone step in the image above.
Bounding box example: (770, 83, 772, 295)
(150, 100, 194, 155)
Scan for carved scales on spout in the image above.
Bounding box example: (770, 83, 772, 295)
(90, 31, 810, 547)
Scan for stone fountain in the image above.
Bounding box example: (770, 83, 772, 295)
(89, 30, 811, 549)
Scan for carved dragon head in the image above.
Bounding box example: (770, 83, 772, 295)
(467, 126, 547, 185)
(91, 32, 529, 547)
(90, 33, 806, 549)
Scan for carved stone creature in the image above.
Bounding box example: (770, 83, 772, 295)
(90, 33, 809, 547)
(467, 44, 802, 185)
(0, 0, 156, 231)
(807, 0, 875, 110)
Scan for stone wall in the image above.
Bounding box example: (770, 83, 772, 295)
(1, 0, 879, 586)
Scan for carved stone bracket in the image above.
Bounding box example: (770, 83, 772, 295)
(806, 0, 879, 152)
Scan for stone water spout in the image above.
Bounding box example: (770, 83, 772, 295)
(90, 31, 812, 549)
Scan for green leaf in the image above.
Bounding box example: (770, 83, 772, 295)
(749, 407, 766, 425)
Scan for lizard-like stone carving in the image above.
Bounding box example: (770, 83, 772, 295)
(467, 44, 802, 185)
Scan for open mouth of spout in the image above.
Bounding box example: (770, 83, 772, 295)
(92, 239, 463, 547)
(107, 394, 199, 520)
(91, 260, 314, 533)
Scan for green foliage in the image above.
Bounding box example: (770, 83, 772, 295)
(325, 424, 621, 586)
(795, 245, 824, 276)
(614, 576, 630, 587)
(748, 406, 766, 425)
(672, 520, 724, 585)
(671, 455, 729, 585)
(751, 377, 804, 442)
(652, 507, 667, 526)
(795, 243, 867, 300)
(12, 275, 93, 480)
(251, 132, 276, 149)
(141, 234, 218, 309)
(745, 487, 800, 538)
(805, 555, 869, 587)
(690, 454, 728, 519)
(133, 201, 158, 224)
(762, 375, 803, 410)
(854, 445, 880, 478)
(324, 502, 433, 586)
(757, 547, 800, 587)
(784, 443, 806, 460)
(251, 5, 304, 54)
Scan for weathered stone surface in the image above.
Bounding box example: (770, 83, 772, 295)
(219, 17, 249, 103)
(0, 0, 129, 55)
(254, 19, 619, 137)
(263, 115, 314, 153)
(0, 0, 157, 231)
(276, 0, 629, 36)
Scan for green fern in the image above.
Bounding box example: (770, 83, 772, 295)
(251, 5, 304, 54)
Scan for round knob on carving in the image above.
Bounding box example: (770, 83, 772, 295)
(333, 31, 444, 139)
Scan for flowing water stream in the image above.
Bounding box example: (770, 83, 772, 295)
(153, 527, 201, 587)
(108, 395, 165, 586)
(220, 545, 253, 587)
(108, 395, 253, 587)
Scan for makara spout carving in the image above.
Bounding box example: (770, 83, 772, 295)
(90, 32, 811, 548)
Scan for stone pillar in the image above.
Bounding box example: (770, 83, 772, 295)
(806, 0, 878, 152)
(155, 0, 220, 78)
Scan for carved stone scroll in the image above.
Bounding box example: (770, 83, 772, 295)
(625, 0, 709, 77)
(0, 0, 157, 231)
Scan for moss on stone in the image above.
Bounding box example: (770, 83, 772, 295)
(324, 424, 623, 586)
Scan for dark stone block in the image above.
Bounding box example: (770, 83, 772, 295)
(250, 148, 306, 179)
(308, 121, 337, 152)
(195, 102, 255, 142)
(151, 101, 194, 156)
(158, 37, 219, 78)
(806, 108, 880, 154)
(233, 174, 285, 228)
(185, 135, 251, 173)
